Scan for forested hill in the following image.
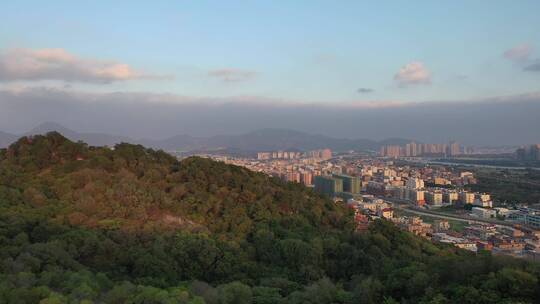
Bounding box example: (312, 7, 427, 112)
(0, 132, 351, 237)
(0, 133, 539, 303)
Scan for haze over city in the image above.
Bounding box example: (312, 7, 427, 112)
(1, 1, 540, 145)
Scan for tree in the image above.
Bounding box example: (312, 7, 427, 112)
(218, 282, 252, 304)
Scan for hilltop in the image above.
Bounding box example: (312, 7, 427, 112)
(0, 133, 538, 303)
(0, 132, 349, 236)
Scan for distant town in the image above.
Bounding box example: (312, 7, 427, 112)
(189, 143, 540, 262)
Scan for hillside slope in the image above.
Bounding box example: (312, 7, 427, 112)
(0, 132, 349, 237)
(0, 133, 538, 303)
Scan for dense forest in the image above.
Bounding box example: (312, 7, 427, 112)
(0, 133, 539, 303)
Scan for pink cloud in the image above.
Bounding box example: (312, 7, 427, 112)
(503, 44, 532, 62)
(0, 48, 167, 83)
(208, 68, 257, 82)
(394, 62, 431, 86)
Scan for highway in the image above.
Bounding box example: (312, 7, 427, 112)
(381, 197, 515, 227)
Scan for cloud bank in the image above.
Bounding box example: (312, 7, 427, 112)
(0, 87, 539, 146)
(0, 48, 166, 83)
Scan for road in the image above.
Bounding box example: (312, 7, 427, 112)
(394, 205, 515, 227)
(381, 197, 515, 227)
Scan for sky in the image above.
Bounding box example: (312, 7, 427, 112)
(0, 1, 539, 144)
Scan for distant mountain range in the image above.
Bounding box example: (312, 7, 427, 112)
(0, 122, 412, 152)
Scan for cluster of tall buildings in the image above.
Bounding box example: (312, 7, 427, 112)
(305, 148, 333, 160)
(380, 141, 471, 158)
(279, 171, 314, 186)
(516, 144, 540, 161)
(257, 148, 332, 160)
(314, 174, 362, 197)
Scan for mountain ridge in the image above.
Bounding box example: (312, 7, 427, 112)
(0, 122, 413, 152)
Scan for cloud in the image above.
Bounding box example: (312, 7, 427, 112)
(0, 48, 167, 83)
(524, 61, 540, 72)
(503, 44, 540, 72)
(357, 88, 374, 94)
(0, 87, 539, 146)
(394, 62, 431, 86)
(503, 44, 532, 62)
(208, 68, 257, 82)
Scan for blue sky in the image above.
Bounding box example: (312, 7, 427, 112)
(1, 0, 539, 103)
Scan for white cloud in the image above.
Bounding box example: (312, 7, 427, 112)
(0, 48, 167, 84)
(503, 44, 532, 62)
(208, 68, 257, 82)
(394, 62, 431, 86)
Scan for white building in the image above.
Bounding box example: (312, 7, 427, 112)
(432, 233, 477, 252)
(472, 207, 496, 219)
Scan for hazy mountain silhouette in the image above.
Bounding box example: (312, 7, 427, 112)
(0, 123, 412, 151)
(22, 122, 134, 147)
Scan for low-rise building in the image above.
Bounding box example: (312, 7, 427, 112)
(377, 206, 394, 219)
(396, 216, 432, 237)
(472, 207, 496, 219)
(508, 207, 540, 229)
(432, 233, 477, 252)
(433, 219, 450, 232)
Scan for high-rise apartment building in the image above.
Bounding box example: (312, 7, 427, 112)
(301, 172, 313, 186)
(381, 141, 470, 158)
(320, 148, 332, 160)
(380, 145, 402, 158)
(405, 142, 419, 157)
(459, 191, 475, 204)
(406, 178, 425, 189)
(443, 190, 459, 204)
(426, 190, 443, 206)
(516, 144, 540, 161)
(448, 141, 461, 156)
(332, 174, 362, 194)
(314, 176, 343, 196)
